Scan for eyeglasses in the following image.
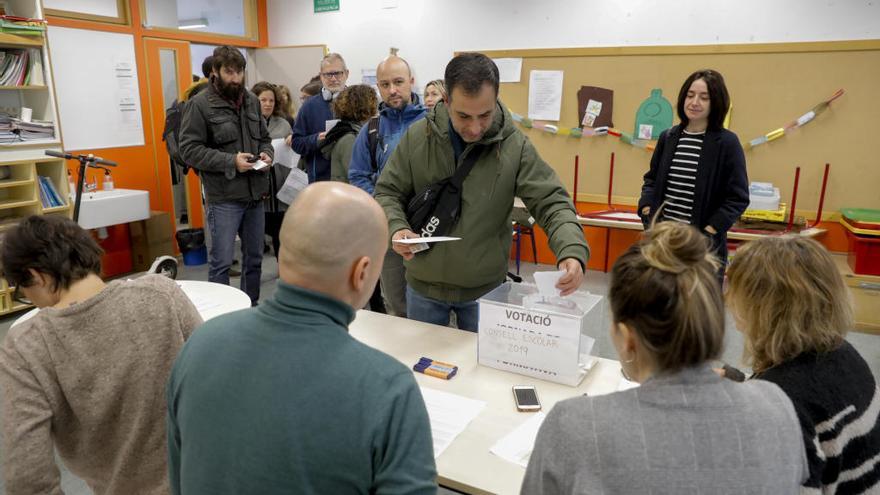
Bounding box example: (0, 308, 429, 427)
(12, 284, 31, 306)
(321, 71, 345, 80)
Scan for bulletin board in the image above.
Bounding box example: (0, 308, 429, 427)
(46, 26, 146, 151)
(481, 40, 880, 217)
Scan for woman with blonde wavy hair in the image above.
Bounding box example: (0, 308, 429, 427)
(727, 236, 879, 494)
(523, 222, 807, 494)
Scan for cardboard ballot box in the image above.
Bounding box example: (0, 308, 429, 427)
(478, 282, 605, 386)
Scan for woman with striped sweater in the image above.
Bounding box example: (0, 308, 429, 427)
(726, 235, 880, 494)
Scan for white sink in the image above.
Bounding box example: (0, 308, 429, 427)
(76, 189, 150, 229)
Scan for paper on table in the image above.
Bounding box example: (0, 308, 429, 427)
(493, 57, 523, 83)
(179, 284, 224, 314)
(490, 412, 547, 468)
(393, 236, 461, 245)
(420, 387, 486, 458)
(618, 375, 640, 391)
(528, 70, 564, 121)
(533, 270, 564, 297)
(276, 166, 309, 205)
(271, 138, 300, 169)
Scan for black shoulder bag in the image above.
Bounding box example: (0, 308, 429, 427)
(406, 145, 483, 238)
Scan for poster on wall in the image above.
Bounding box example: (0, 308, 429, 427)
(493, 58, 523, 83)
(528, 70, 563, 121)
(577, 86, 614, 129)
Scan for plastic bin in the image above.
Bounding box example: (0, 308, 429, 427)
(175, 228, 207, 266)
(846, 229, 880, 276)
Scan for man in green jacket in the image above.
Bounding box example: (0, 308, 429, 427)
(166, 182, 437, 495)
(374, 53, 589, 332)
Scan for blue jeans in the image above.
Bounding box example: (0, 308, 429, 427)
(406, 285, 479, 332)
(206, 200, 265, 305)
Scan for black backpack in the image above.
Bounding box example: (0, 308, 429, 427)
(406, 145, 483, 238)
(162, 99, 195, 176)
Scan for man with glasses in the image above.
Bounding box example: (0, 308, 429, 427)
(291, 53, 350, 183)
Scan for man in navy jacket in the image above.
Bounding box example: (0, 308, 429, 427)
(291, 53, 349, 182)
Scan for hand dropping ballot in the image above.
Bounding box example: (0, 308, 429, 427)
(478, 280, 604, 386)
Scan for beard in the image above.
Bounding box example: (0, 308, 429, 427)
(215, 76, 243, 101)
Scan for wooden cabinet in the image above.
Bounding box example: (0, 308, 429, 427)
(0, 0, 67, 315)
(833, 254, 880, 335)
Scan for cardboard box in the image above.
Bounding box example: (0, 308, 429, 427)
(130, 211, 175, 272)
(131, 239, 175, 272)
(130, 210, 173, 244)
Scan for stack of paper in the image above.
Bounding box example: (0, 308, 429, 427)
(490, 412, 547, 468)
(419, 387, 486, 458)
(0, 113, 55, 143)
(16, 119, 54, 141)
(0, 114, 15, 143)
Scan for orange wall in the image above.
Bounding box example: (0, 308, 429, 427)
(48, 0, 269, 229)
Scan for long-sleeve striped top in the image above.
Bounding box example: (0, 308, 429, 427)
(661, 130, 704, 224)
(756, 341, 880, 494)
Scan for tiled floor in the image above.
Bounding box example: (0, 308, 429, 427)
(0, 256, 877, 494)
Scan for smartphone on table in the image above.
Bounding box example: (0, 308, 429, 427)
(512, 385, 541, 412)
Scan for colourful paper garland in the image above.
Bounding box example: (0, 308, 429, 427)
(510, 88, 844, 153)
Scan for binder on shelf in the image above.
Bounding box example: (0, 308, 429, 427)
(38, 176, 64, 208)
(37, 175, 51, 208)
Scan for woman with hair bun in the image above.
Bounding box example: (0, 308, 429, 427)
(523, 222, 807, 494)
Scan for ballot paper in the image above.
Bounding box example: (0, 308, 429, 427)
(419, 387, 486, 458)
(392, 236, 461, 244)
(533, 270, 565, 297)
(271, 138, 299, 169)
(490, 412, 547, 468)
(276, 166, 309, 205)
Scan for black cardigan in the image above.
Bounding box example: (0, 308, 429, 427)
(638, 125, 749, 258)
(756, 342, 880, 493)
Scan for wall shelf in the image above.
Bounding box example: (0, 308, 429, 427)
(0, 32, 43, 48)
(0, 85, 48, 90)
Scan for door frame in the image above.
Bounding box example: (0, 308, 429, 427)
(142, 37, 205, 232)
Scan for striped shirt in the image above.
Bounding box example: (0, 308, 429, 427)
(757, 341, 880, 494)
(661, 130, 704, 224)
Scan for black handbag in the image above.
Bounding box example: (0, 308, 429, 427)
(406, 145, 483, 238)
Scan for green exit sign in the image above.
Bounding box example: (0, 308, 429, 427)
(314, 0, 340, 13)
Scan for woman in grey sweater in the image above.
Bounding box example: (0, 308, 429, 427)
(0, 216, 202, 494)
(253, 81, 293, 259)
(522, 221, 808, 494)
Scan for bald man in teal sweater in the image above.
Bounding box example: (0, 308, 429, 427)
(166, 182, 437, 494)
